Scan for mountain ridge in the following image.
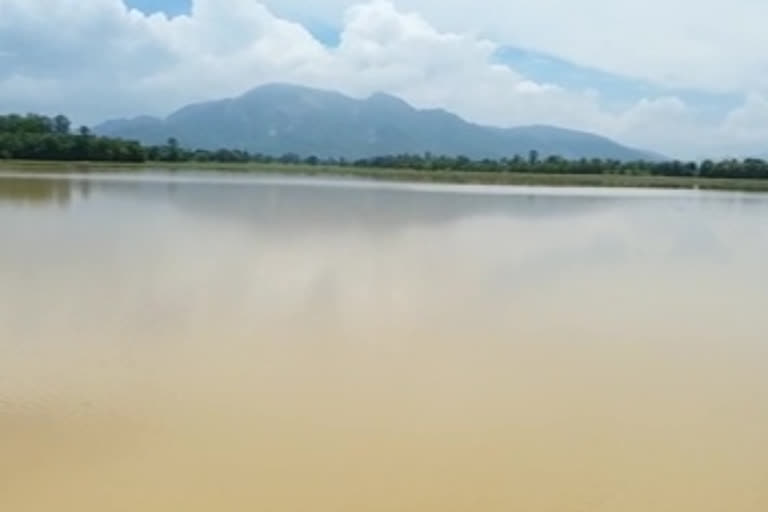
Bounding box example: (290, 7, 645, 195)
(94, 83, 662, 161)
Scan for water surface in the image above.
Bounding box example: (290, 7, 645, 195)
(1, 171, 767, 511)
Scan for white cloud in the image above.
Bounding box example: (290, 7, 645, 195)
(263, 0, 768, 93)
(0, 0, 766, 158)
(721, 94, 768, 147)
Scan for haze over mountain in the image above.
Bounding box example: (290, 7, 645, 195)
(95, 84, 661, 161)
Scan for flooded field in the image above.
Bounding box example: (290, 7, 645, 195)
(1, 171, 767, 511)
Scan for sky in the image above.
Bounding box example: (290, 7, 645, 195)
(1, 0, 767, 159)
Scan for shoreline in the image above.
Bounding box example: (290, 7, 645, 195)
(3, 160, 768, 192)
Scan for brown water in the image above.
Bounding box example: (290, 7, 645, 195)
(1, 171, 767, 511)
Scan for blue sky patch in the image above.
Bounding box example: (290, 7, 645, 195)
(494, 47, 741, 119)
(124, 0, 190, 17)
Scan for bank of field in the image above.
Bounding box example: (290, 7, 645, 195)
(4, 160, 768, 192)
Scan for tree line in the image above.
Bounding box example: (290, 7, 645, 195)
(347, 153, 768, 180)
(2, 113, 768, 180)
(0, 114, 144, 162)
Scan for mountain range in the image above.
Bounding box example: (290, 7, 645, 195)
(95, 83, 661, 161)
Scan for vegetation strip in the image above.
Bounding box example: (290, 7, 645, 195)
(3, 114, 768, 191)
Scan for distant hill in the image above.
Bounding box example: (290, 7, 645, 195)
(95, 83, 661, 161)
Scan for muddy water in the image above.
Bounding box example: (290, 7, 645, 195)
(1, 172, 766, 511)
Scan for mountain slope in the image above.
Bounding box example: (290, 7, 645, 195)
(95, 83, 659, 161)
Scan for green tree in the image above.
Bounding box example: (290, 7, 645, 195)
(53, 115, 71, 135)
(167, 137, 180, 161)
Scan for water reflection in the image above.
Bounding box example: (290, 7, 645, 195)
(1, 172, 767, 512)
(0, 177, 75, 205)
